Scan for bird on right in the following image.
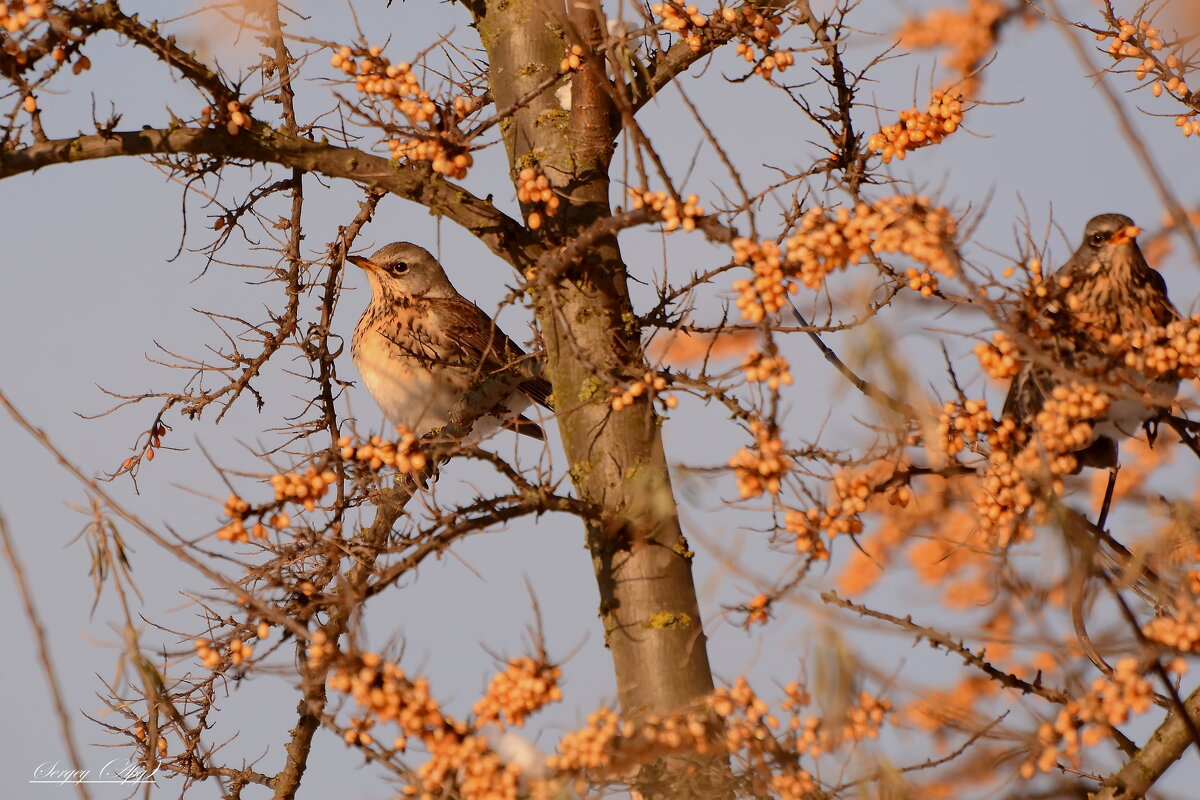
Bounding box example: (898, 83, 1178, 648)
(1002, 213, 1180, 472)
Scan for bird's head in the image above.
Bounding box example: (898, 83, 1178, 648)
(347, 242, 457, 301)
(1077, 213, 1144, 276)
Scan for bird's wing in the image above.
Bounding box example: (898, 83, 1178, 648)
(1002, 363, 1046, 423)
(436, 297, 554, 410)
(1000, 270, 1075, 424)
(1146, 267, 1181, 322)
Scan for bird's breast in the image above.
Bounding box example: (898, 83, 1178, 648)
(351, 324, 533, 439)
(352, 325, 460, 435)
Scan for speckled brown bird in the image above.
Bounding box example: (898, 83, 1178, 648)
(1003, 213, 1179, 470)
(348, 242, 552, 440)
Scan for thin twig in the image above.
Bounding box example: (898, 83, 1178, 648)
(787, 297, 916, 418)
(0, 511, 93, 800)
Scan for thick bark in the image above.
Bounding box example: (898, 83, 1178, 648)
(1094, 685, 1200, 800)
(472, 0, 718, 728)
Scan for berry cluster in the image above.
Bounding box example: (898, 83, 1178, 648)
(132, 722, 169, 757)
(1143, 602, 1200, 652)
(935, 398, 993, 458)
(343, 716, 376, 746)
(969, 383, 1110, 546)
(559, 44, 584, 73)
(732, 237, 792, 322)
(194, 634, 255, 669)
(741, 350, 794, 391)
(970, 419, 1034, 547)
(307, 629, 333, 670)
(549, 706, 719, 776)
(327, 652, 448, 739)
(1124, 315, 1200, 379)
(338, 428, 427, 473)
(213, 482, 296, 545)
(868, 89, 960, 163)
(736, 196, 957, 312)
(872, 196, 960, 294)
(121, 423, 168, 471)
(388, 137, 474, 179)
(729, 419, 790, 498)
(896, 0, 1009, 97)
(330, 43, 476, 178)
(1094, 16, 1200, 138)
(787, 470, 873, 548)
(722, 6, 794, 80)
(327, 650, 537, 800)
(217, 493, 272, 543)
(1099, 18, 1165, 60)
(517, 167, 559, 230)
(331, 45, 436, 122)
(471, 657, 563, 728)
(1022, 657, 1185, 778)
(270, 467, 338, 512)
(211, 431, 429, 547)
(228, 637, 253, 666)
(709, 675, 773, 728)
(199, 101, 253, 137)
(193, 639, 224, 669)
(793, 692, 893, 758)
(745, 593, 771, 626)
(651, 2, 708, 52)
(420, 731, 518, 800)
(1, 1, 44, 33)
(784, 206, 876, 290)
(610, 370, 678, 412)
(546, 707, 620, 771)
(1031, 383, 1110, 472)
(627, 187, 705, 232)
(784, 507, 830, 560)
(974, 332, 1021, 380)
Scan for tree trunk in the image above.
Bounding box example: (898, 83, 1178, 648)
(471, 0, 718, 724)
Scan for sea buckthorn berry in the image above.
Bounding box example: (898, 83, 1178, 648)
(729, 419, 790, 498)
(868, 90, 964, 163)
(627, 187, 705, 232)
(388, 137, 473, 179)
(518, 166, 560, 229)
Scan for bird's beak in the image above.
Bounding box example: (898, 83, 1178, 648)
(346, 255, 380, 272)
(1107, 225, 1141, 247)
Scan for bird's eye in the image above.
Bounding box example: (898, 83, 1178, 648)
(391, 261, 409, 274)
(1088, 232, 1106, 247)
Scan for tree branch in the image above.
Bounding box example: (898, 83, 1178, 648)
(0, 126, 538, 266)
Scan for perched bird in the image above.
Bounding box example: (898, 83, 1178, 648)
(1003, 213, 1179, 470)
(348, 242, 552, 440)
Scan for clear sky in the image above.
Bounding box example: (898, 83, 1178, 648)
(2, 1, 1199, 798)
